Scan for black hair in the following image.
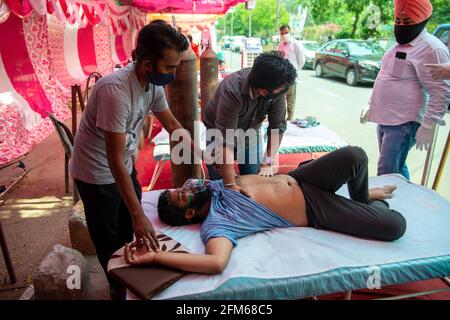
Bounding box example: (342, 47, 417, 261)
(249, 51, 297, 91)
(280, 24, 291, 32)
(157, 190, 204, 226)
(135, 19, 189, 63)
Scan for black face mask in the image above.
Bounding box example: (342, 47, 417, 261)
(262, 86, 289, 101)
(394, 19, 428, 45)
(188, 188, 212, 211)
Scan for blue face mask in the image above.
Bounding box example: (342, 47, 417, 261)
(148, 71, 175, 86)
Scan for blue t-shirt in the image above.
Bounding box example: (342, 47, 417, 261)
(200, 180, 294, 246)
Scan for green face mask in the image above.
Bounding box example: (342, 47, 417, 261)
(186, 193, 193, 207)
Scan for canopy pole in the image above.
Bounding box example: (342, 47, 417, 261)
(172, 14, 176, 28)
(249, 12, 252, 37)
(275, 0, 280, 34)
(432, 130, 450, 191)
(421, 125, 439, 187)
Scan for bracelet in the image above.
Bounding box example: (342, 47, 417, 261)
(224, 182, 237, 187)
(263, 156, 274, 165)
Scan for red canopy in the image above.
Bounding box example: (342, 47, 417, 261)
(2, 1, 246, 21)
(131, 0, 246, 14)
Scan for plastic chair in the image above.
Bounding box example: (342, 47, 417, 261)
(48, 113, 79, 204)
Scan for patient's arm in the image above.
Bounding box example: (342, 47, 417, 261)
(124, 237, 233, 275)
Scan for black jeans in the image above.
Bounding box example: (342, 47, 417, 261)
(288, 146, 407, 241)
(75, 168, 142, 290)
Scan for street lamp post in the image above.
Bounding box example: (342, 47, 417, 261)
(249, 11, 252, 37)
(229, 7, 235, 68)
(275, 0, 280, 33)
(231, 9, 234, 38)
(246, 0, 255, 38)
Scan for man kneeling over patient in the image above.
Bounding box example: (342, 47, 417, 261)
(124, 147, 406, 274)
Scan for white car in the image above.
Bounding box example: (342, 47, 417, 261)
(299, 40, 320, 69)
(231, 36, 246, 53)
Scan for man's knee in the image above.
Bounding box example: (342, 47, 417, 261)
(341, 146, 368, 166)
(381, 211, 407, 241)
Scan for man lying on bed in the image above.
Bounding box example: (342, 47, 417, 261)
(124, 146, 406, 275)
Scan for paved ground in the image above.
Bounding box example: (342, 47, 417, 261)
(0, 116, 109, 300)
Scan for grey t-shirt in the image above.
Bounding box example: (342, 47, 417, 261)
(69, 63, 168, 185)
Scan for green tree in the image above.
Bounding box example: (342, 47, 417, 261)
(217, 0, 290, 41)
(218, 0, 449, 42)
(283, 0, 393, 39)
(428, 0, 450, 32)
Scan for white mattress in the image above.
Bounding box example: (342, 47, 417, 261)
(127, 174, 450, 300)
(151, 122, 347, 158)
(262, 122, 348, 153)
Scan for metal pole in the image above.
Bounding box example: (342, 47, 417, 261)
(231, 11, 234, 37)
(230, 11, 234, 68)
(248, 13, 250, 38)
(0, 221, 17, 284)
(376, 287, 450, 300)
(420, 125, 439, 187)
(0, 169, 30, 199)
(71, 85, 77, 138)
(172, 14, 176, 29)
(76, 85, 85, 112)
(432, 130, 450, 191)
(275, 0, 280, 34)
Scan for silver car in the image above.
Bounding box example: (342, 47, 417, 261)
(299, 40, 320, 69)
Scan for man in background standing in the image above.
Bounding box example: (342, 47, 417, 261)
(361, 0, 449, 180)
(278, 24, 305, 121)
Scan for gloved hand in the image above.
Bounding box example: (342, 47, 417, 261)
(425, 63, 450, 80)
(360, 104, 370, 124)
(415, 123, 436, 151)
(258, 163, 274, 177)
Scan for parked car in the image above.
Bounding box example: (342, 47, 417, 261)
(299, 40, 320, 69)
(314, 39, 385, 86)
(433, 24, 450, 111)
(231, 36, 246, 53)
(221, 36, 232, 50)
(433, 23, 450, 46)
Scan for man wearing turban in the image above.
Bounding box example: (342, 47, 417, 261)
(361, 0, 449, 180)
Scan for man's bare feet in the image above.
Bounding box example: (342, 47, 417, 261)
(369, 185, 397, 200)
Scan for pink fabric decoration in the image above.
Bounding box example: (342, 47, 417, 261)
(0, 13, 52, 117)
(77, 25, 98, 75)
(82, 3, 101, 26)
(4, 0, 33, 18)
(114, 34, 128, 64)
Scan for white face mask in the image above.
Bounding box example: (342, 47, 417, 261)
(282, 33, 291, 43)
